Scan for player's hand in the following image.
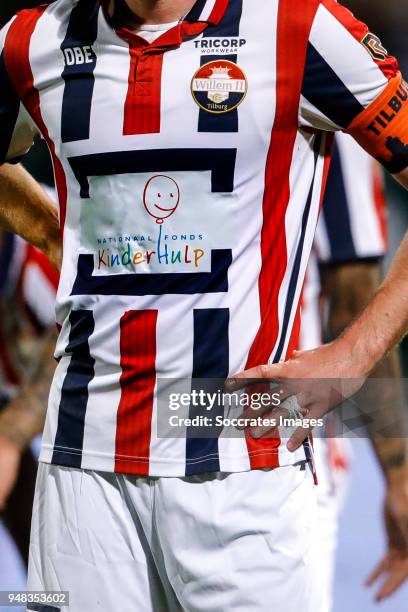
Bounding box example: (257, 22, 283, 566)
(367, 485, 408, 601)
(225, 338, 368, 450)
(0, 434, 22, 511)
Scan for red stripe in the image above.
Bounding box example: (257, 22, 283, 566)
(321, 0, 399, 79)
(207, 0, 229, 25)
(319, 133, 334, 209)
(285, 303, 302, 359)
(115, 310, 157, 475)
(243, 0, 319, 469)
(123, 44, 164, 135)
(3, 7, 68, 234)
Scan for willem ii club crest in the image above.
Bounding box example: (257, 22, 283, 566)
(191, 60, 248, 114)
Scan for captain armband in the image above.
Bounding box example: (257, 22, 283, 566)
(346, 73, 408, 174)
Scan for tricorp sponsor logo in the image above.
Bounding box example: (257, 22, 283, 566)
(194, 37, 247, 55)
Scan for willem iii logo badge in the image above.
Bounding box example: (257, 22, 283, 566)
(191, 60, 248, 114)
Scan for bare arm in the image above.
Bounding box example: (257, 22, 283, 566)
(341, 231, 408, 374)
(0, 163, 61, 270)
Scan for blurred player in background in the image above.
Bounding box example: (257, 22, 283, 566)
(0, 186, 57, 573)
(301, 133, 408, 607)
(1, 1, 408, 611)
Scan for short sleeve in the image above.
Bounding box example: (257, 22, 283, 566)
(0, 19, 40, 164)
(300, 1, 408, 173)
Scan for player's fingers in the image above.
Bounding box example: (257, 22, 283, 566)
(249, 408, 290, 439)
(375, 563, 408, 602)
(287, 424, 312, 452)
(366, 556, 390, 587)
(225, 363, 288, 391)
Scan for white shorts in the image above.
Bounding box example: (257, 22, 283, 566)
(28, 462, 325, 612)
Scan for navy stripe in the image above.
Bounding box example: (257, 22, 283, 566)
(322, 140, 357, 263)
(302, 43, 364, 129)
(61, 0, 99, 143)
(186, 308, 230, 475)
(274, 136, 322, 363)
(52, 310, 95, 467)
(67, 148, 237, 198)
(185, 0, 207, 22)
(71, 250, 231, 296)
(0, 52, 20, 162)
(198, 0, 243, 133)
(202, 0, 242, 38)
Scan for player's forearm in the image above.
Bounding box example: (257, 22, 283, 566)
(366, 351, 408, 481)
(340, 233, 408, 376)
(0, 163, 61, 270)
(371, 437, 408, 486)
(0, 332, 56, 448)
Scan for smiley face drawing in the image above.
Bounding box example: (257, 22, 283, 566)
(143, 175, 180, 224)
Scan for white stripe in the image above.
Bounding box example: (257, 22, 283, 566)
(314, 212, 331, 262)
(299, 254, 322, 351)
(88, 8, 130, 151)
(30, 0, 71, 145)
(81, 308, 121, 471)
(149, 308, 194, 476)
(0, 15, 16, 50)
(40, 356, 71, 463)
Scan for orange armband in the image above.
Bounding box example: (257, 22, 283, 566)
(346, 74, 408, 173)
